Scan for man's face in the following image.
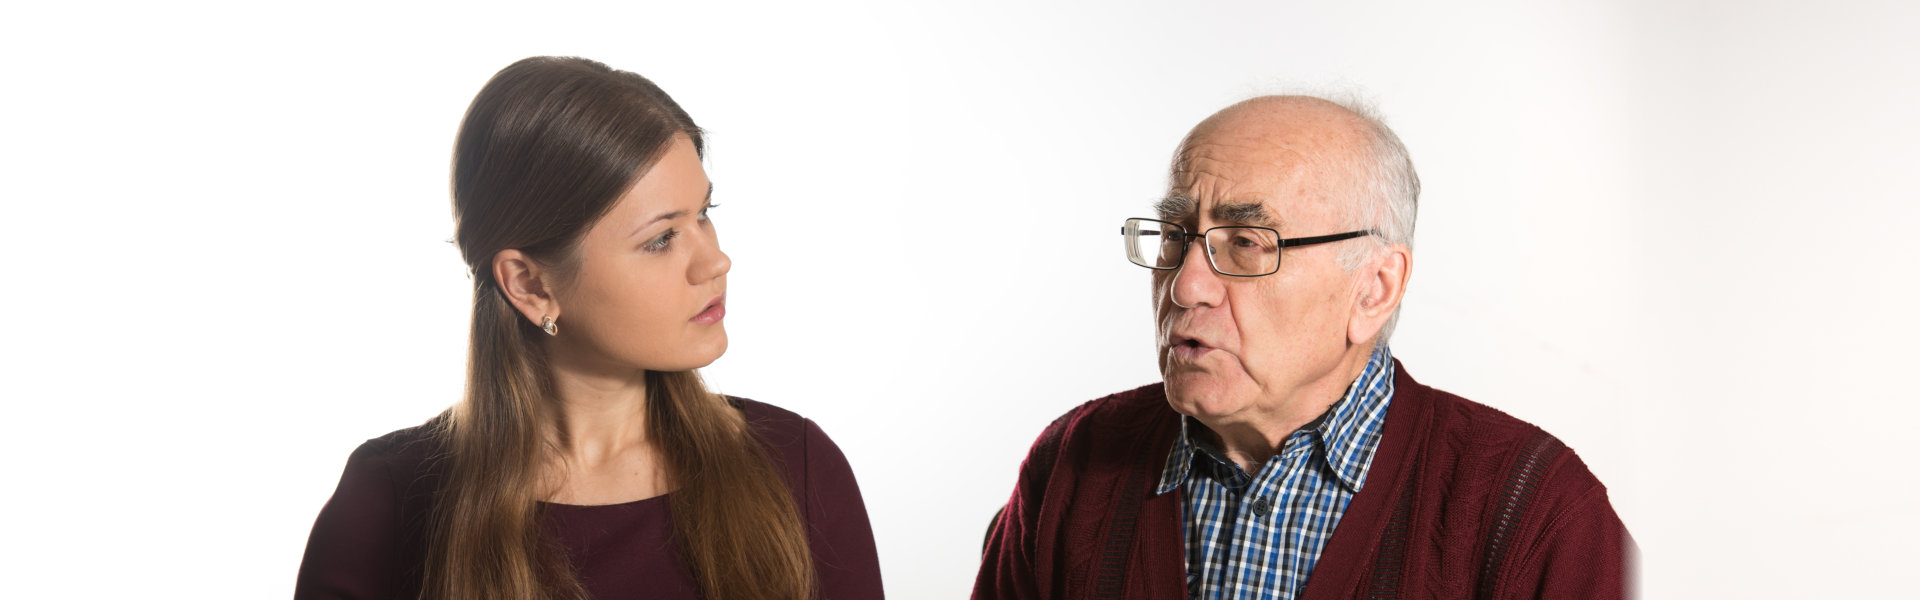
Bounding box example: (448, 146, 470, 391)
(1154, 111, 1365, 425)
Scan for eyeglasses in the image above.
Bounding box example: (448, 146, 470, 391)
(1121, 217, 1375, 277)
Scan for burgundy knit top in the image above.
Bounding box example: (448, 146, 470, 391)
(295, 398, 884, 600)
(974, 360, 1633, 599)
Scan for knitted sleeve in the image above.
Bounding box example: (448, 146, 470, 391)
(1493, 446, 1635, 600)
(973, 407, 1080, 600)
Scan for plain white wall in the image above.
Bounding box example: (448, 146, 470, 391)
(3, 1, 1915, 598)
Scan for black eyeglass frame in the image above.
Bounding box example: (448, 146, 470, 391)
(1121, 217, 1377, 277)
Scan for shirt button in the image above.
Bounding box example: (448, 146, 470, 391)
(1251, 496, 1272, 516)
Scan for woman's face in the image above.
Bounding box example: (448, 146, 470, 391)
(552, 133, 730, 373)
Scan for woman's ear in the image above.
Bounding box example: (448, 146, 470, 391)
(494, 249, 558, 326)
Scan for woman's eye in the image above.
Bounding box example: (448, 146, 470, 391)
(698, 203, 719, 222)
(645, 229, 680, 253)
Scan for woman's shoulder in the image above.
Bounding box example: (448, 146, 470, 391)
(297, 418, 445, 598)
(360, 415, 447, 459)
(339, 415, 451, 496)
(727, 397, 851, 482)
(728, 396, 880, 595)
(729, 396, 821, 459)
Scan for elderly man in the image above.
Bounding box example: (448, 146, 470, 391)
(974, 96, 1631, 599)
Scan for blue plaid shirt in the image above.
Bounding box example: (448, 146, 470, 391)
(1156, 346, 1396, 600)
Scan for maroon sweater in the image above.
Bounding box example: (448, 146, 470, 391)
(295, 398, 884, 600)
(974, 361, 1632, 599)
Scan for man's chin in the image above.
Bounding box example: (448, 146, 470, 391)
(1162, 374, 1243, 419)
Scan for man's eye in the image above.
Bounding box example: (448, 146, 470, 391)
(645, 229, 680, 253)
(1229, 233, 1273, 251)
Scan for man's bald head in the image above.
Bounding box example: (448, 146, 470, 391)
(1173, 95, 1419, 263)
(1182, 96, 1377, 164)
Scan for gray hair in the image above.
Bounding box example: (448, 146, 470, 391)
(1169, 92, 1422, 343)
(1322, 94, 1420, 343)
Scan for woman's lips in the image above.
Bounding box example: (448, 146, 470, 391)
(691, 297, 726, 324)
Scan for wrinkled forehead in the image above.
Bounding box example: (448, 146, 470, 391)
(1161, 133, 1345, 231)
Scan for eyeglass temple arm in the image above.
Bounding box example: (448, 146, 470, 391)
(1276, 230, 1375, 248)
(1120, 228, 1373, 245)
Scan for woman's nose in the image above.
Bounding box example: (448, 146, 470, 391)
(690, 229, 730, 283)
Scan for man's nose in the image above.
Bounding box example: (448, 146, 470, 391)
(1169, 236, 1224, 309)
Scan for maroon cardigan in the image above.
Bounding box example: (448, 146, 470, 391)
(295, 398, 884, 600)
(974, 360, 1632, 599)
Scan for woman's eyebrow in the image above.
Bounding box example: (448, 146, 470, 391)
(630, 210, 685, 238)
(628, 184, 714, 238)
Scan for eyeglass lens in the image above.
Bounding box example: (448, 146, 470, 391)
(1124, 218, 1280, 276)
(1207, 227, 1280, 275)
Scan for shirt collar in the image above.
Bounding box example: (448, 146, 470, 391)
(1157, 418, 1200, 494)
(1156, 345, 1396, 495)
(1316, 346, 1395, 491)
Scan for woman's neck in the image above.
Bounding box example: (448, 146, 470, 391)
(541, 354, 670, 505)
(551, 357, 646, 445)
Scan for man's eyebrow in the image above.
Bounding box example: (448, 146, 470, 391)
(1213, 202, 1279, 227)
(628, 183, 713, 239)
(1154, 194, 1195, 220)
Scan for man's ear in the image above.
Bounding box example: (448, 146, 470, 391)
(1348, 244, 1411, 345)
(494, 249, 558, 327)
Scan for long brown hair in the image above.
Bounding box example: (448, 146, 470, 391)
(426, 56, 814, 600)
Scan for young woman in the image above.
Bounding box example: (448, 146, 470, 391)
(294, 56, 884, 600)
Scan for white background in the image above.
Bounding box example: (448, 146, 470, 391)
(4, 1, 1916, 598)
